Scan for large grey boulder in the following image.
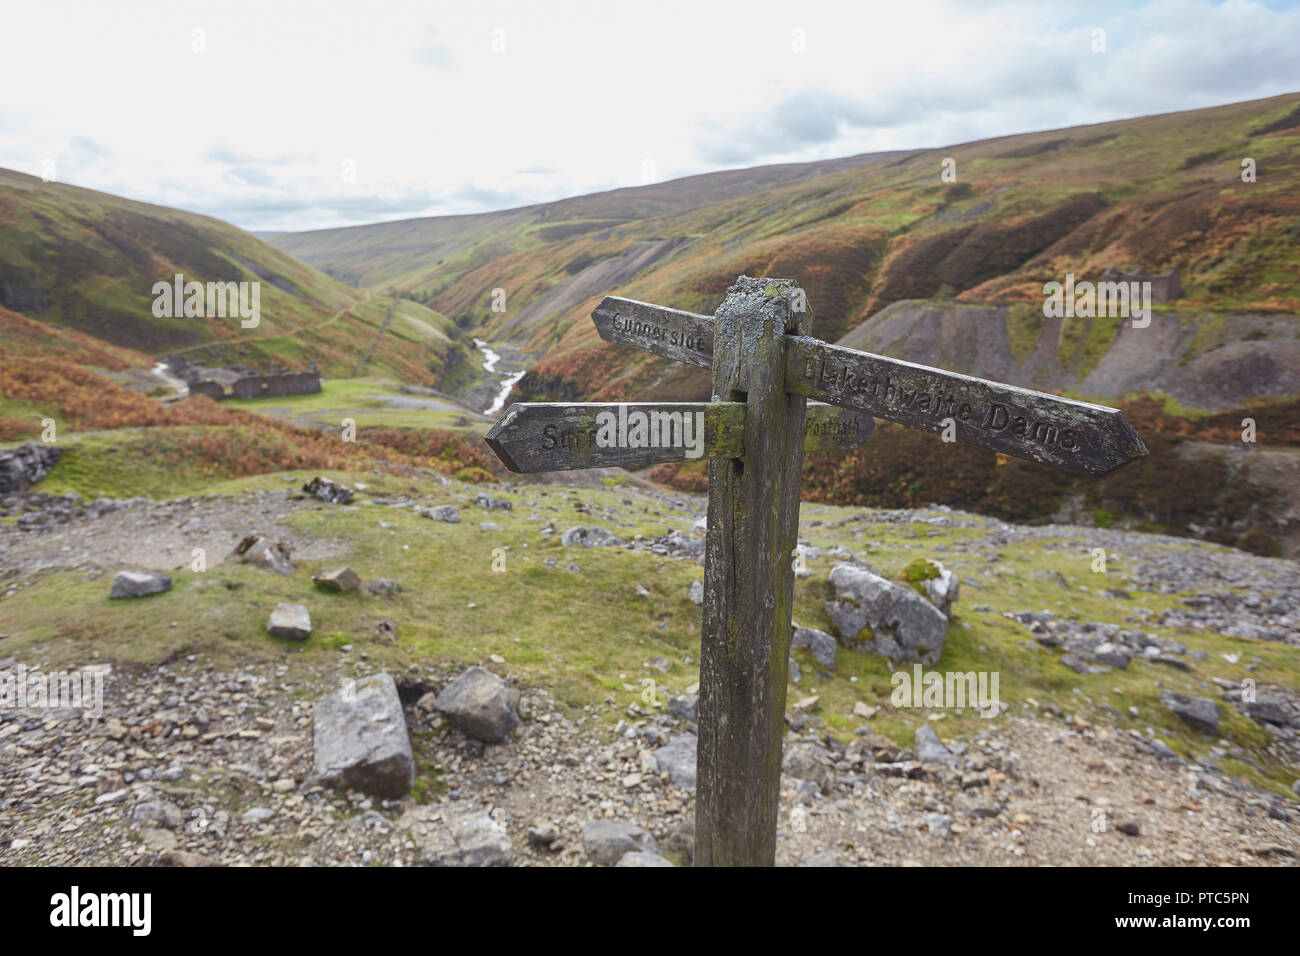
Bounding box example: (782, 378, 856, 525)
(109, 570, 171, 599)
(825, 564, 948, 664)
(421, 505, 460, 523)
(435, 666, 520, 743)
(652, 733, 697, 791)
(792, 626, 837, 670)
(1159, 691, 1219, 734)
(582, 819, 660, 866)
(267, 603, 311, 639)
(313, 673, 414, 798)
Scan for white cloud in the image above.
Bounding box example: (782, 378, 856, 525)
(0, 0, 1295, 232)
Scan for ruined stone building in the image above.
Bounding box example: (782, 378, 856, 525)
(171, 356, 321, 400)
(1098, 266, 1183, 303)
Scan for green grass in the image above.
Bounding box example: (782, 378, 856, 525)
(1, 478, 709, 721)
(1157, 393, 1211, 420)
(1004, 303, 1043, 366)
(221, 377, 488, 435)
(4, 467, 1298, 799)
(1064, 313, 1126, 378)
(20, 431, 220, 500)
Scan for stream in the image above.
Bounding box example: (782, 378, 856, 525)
(474, 338, 527, 416)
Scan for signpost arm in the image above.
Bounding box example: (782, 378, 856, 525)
(698, 276, 809, 867)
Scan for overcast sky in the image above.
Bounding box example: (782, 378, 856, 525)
(2, 0, 1298, 233)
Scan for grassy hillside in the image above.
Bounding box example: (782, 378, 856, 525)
(0, 170, 467, 385)
(262, 150, 910, 294)
(268, 94, 1300, 409)
(260, 95, 1300, 558)
(0, 349, 498, 484)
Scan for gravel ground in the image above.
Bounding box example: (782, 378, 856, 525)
(1, 655, 1296, 867)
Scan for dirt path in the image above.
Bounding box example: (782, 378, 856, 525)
(351, 300, 396, 376)
(159, 294, 368, 360)
(0, 488, 348, 582)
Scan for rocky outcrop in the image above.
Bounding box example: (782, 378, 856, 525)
(824, 564, 948, 664)
(837, 300, 1299, 413)
(0, 444, 61, 494)
(399, 803, 513, 866)
(301, 477, 354, 505)
(561, 526, 625, 548)
(669, 691, 699, 723)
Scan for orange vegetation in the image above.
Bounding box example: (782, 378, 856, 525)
(0, 349, 496, 482)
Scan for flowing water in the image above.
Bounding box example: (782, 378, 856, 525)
(152, 361, 189, 396)
(474, 338, 526, 416)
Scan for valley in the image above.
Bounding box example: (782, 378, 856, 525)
(1, 92, 1298, 868)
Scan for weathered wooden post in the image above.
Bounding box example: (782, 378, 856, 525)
(698, 277, 810, 866)
(483, 273, 1146, 867)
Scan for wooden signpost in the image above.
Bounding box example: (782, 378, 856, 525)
(484, 275, 1147, 866)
